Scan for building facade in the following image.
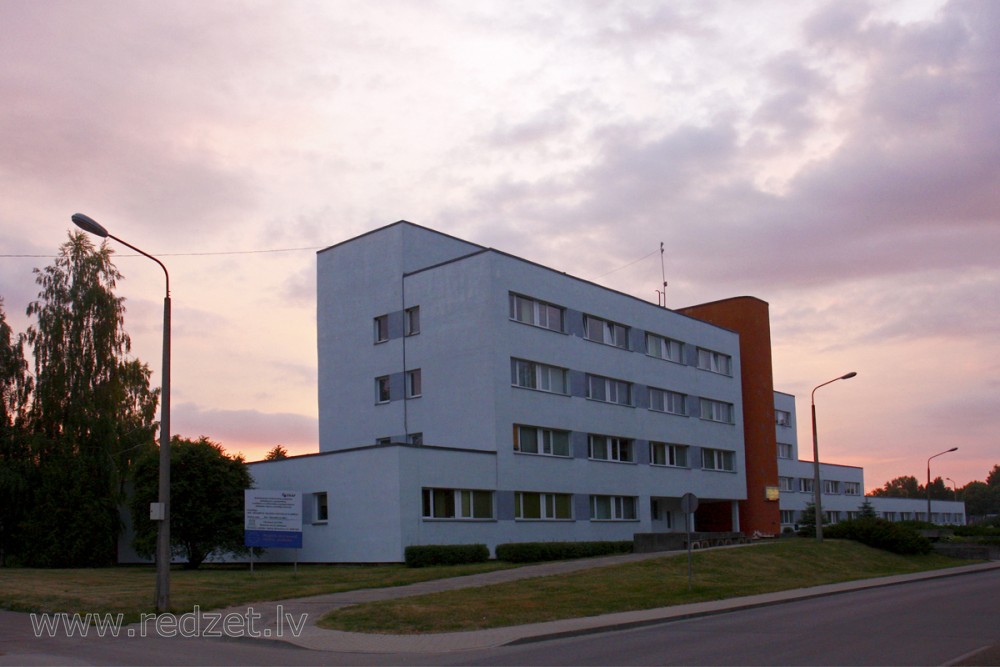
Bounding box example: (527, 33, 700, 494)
(251, 221, 757, 561)
(247, 221, 964, 563)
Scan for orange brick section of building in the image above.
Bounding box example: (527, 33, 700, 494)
(678, 296, 782, 537)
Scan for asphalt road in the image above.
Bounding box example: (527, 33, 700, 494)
(2, 568, 998, 666)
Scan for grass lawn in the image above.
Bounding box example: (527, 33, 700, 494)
(318, 539, 969, 634)
(0, 560, 516, 622)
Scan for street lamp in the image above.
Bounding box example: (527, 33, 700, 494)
(927, 448, 958, 525)
(72, 213, 172, 612)
(811, 371, 857, 542)
(946, 477, 957, 501)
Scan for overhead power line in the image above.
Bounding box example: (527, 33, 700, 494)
(1, 246, 322, 259)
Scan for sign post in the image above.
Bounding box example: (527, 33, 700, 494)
(681, 492, 699, 591)
(244, 490, 303, 571)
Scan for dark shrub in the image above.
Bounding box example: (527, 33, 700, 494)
(404, 544, 490, 567)
(954, 525, 1000, 538)
(825, 518, 932, 555)
(495, 540, 632, 563)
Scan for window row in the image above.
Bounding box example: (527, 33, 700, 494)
(421, 488, 639, 522)
(514, 426, 732, 472)
(374, 306, 420, 343)
(510, 358, 735, 423)
(376, 432, 423, 446)
(782, 477, 862, 495)
(508, 293, 731, 375)
(375, 369, 422, 403)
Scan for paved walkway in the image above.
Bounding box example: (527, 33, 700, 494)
(209, 548, 1000, 655)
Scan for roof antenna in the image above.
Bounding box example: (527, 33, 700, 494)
(657, 242, 668, 307)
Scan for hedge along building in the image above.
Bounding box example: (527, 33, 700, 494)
(248, 221, 793, 562)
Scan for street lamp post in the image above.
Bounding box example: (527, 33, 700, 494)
(71, 213, 171, 612)
(927, 448, 958, 525)
(811, 371, 857, 542)
(946, 477, 958, 501)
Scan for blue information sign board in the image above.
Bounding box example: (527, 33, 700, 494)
(244, 490, 303, 550)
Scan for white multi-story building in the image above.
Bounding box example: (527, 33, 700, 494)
(246, 221, 965, 564)
(251, 221, 755, 562)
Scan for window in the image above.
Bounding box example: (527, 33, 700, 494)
(514, 492, 573, 520)
(590, 495, 637, 521)
(884, 511, 897, 522)
(649, 388, 686, 415)
(586, 374, 632, 406)
(588, 434, 634, 463)
(701, 448, 736, 472)
(314, 492, 328, 523)
(780, 510, 794, 524)
(777, 443, 793, 459)
(406, 369, 422, 398)
(650, 442, 688, 467)
(374, 315, 389, 343)
(509, 293, 564, 332)
(799, 478, 814, 493)
(375, 375, 391, 403)
(697, 348, 732, 375)
(779, 476, 795, 492)
(827, 511, 841, 523)
(847, 511, 860, 521)
(646, 333, 683, 363)
(775, 410, 792, 427)
(844, 482, 861, 496)
(421, 488, 494, 519)
(584, 315, 629, 349)
(405, 306, 420, 336)
(376, 437, 391, 445)
(407, 432, 423, 446)
(700, 398, 734, 423)
(511, 358, 568, 394)
(823, 480, 841, 494)
(513, 425, 570, 457)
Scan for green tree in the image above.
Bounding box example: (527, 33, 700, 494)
(925, 476, 952, 501)
(131, 436, 252, 569)
(987, 465, 1000, 488)
(961, 481, 991, 516)
(264, 444, 289, 461)
(0, 298, 33, 565)
(797, 502, 827, 536)
(20, 232, 158, 567)
(858, 498, 877, 518)
(870, 475, 921, 498)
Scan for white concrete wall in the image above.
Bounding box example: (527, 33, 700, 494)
(866, 496, 966, 525)
(316, 222, 482, 451)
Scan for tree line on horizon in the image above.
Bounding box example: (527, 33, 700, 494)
(0, 232, 249, 568)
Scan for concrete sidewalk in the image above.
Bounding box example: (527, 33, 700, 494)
(214, 549, 1000, 655)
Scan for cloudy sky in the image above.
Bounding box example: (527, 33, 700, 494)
(2, 0, 997, 491)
